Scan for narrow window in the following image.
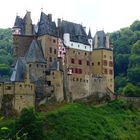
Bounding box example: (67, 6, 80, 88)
(79, 69, 82, 74)
(49, 57, 52, 62)
(72, 68, 74, 73)
(75, 68, 78, 73)
(71, 58, 75, 64)
(98, 62, 100, 65)
(87, 61, 90, 66)
(104, 69, 108, 74)
(54, 49, 56, 54)
(109, 69, 113, 75)
(79, 60, 82, 65)
(49, 48, 52, 53)
(109, 61, 113, 67)
(53, 39, 56, 43)
(103, 60, 107, 66)
(47, 81, 51, 86)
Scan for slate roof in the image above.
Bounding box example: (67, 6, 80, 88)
(88, 29, 92, 39)
(13, 12, 35, 35)
(10, 57, 26, 82)
(50, 59, 63, 71)
(37, 12, 57, 36)
(25, 40, 46, 63)
(95, 30, 106, 48)
(14, 16, 23, 28)
(60, 20, 89, 45)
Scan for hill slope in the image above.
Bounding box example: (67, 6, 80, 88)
(43, 100, 140, 140)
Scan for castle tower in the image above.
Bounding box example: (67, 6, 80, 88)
(37, 12, 58, 68)
(12, 11, 36, 65)
(91, 31, 114, 93)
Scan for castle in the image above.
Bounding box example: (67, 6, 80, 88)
(0, 11, 114, 113)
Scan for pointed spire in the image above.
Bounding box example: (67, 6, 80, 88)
(88, 28, 92, 39)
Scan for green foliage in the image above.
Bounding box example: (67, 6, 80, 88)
(124, 83, 140, 97)
(114, 54, 129, 75)
(0, 28, 13, 78)
(43, 101, 140, 140)
(127, 67, 140, 85)
(130, 20, 140, 31)
(111, 20, 140, 95)
(0, 102, 140, 140)
(0, 64, 11, 76)
(15, 108, 44, 140)
(115, 75, 128, 93)
(129, 54, 140, 67)
(132, 40, 140, 54)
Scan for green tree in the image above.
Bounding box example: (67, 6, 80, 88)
(16, 108, 43, 140)
(130, 20, 140, 31)
(123, 83, 140, 97)
(127, 67, 140, 85)
(131, 40, 140, 55)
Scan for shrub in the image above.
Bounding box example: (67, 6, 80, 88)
(15, 108, 44, 140)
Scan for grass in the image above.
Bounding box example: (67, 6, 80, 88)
(43, 100, 140, 140)
(0, 100, 140, 140)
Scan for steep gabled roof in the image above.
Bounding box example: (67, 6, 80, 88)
(25, 40, 46, 63)
(37, 12, 57, 36)
(60, 20, 89, 45)
(13, 12, 35, 35)
(10, 57, 26, 82)
(14, 16, 23, 27)
(96, 30, 106, 38)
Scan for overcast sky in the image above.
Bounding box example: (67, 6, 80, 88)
(1, 0, 140, 35)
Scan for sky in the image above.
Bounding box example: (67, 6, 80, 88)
(1, 0, 140, 35)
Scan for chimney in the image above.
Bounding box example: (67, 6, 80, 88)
(57, 18, 61, 28)
(57, 18, 61, 37)
(48, 14, 52, 22)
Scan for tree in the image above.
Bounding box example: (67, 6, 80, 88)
(131, 40, 140, 55)
(127, 67, 140, 85)
(130, 20, 140, 31)
(16, 108, 43, 140)
(114, 54, 129, 76)
(123, 83, 140, 97)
